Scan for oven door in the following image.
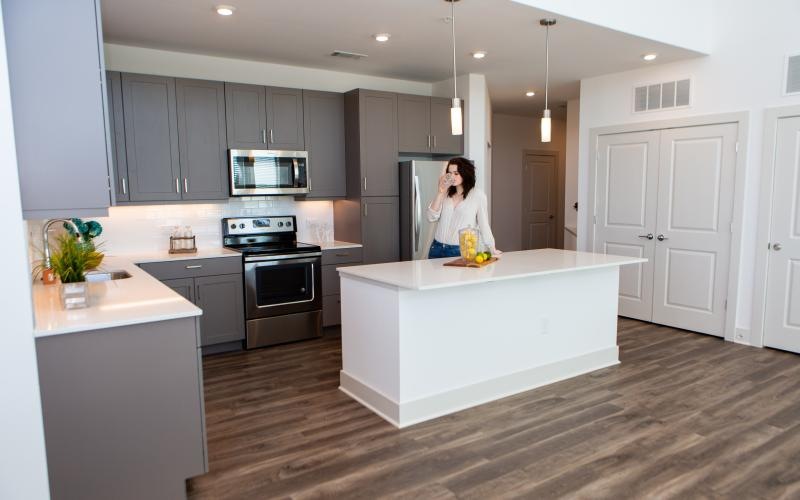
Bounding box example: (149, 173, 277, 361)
(229, 149, 309, 195)
(244, 254, 322, 318)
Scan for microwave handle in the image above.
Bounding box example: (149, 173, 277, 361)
(292, 158, 300, 187)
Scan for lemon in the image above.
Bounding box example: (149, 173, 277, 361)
(475, 255, 484, 264)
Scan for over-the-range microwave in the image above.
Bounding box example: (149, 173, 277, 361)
(229, 149, 310, 196)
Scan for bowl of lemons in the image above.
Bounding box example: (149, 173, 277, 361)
(458, 226, 490, 263)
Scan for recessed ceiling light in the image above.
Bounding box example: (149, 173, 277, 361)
(526, 91, 536, 97)
(472, 51, 486, 59)
(215, 5, 235, 16)
(642, 53, 657, 61)
(374, 33, 391, 42)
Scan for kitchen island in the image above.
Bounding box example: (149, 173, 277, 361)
(337, 248, 645, 428)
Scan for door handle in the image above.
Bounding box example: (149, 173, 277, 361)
(657, 234, 668, 241)
(186, 265, 203, 269)
(433, 135, 437, 148)
(121, 177, 127, 195)
(772, 242, 783, 251)
(638, 233, 654, 240)
(427, 135, 431, 149)
(269, 129, 274, 143)
(175, 178, 180, 193)
(548, 215, 554, 219)
(261, 129, 267, 144)
(184, 177, 189, 193)
(414, 175, 421, 252)
(363, 177, 367, 192)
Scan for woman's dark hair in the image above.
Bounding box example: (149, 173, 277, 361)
(446, 157, 476, 198)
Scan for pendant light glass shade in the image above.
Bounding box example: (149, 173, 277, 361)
(540, 109, 551, 143)
(451, 98, 463, 135)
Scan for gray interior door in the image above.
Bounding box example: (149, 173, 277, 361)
(266, 86, 305, 150)
(303, 90, 346, 198)
(225, 82, 267, 149)
(398, 94, 431, 153)
(360, 90, 399, 196)
(106, 71, 129, 202)
(122, 73, 182, 201)
(362, 196, 400, 264)
(522, 153, 557, 249)
(176, 79, 229, 200)
(431, 97, 464, 155)
(195, 274, 245, 346)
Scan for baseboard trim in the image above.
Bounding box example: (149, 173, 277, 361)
(340, 346, 619, 428)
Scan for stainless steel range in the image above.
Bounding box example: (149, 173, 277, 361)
(222, 216, 322, 349)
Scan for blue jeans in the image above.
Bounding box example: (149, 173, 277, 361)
(428, 239, 461, 259)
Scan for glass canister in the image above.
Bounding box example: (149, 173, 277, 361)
(458, 226, 482, 262)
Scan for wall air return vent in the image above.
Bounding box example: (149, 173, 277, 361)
(330, 50, 368, 60)
(633, 78, 691, 113)
(785, 54, 800, 95)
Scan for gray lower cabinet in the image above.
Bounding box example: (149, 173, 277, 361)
(430, 96, 464, 155)
(225, 82, 267, 149)
(321, 248, 362, 327)
(36, 317, 207, 500)
(266, 86, 305, 150)
(302, 90, 346, 198)
(362, 197, 400, 264)
(139, 258, 245, 349)
(4, 0, 112, 219)
(122, 73, 182, 201)
(176, 78, 229, 200)
(106, 71, 129, 202)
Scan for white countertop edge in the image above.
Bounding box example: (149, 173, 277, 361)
(338, 255, 647, 291)
(34, 309, 201, 338)
(112, 248, 242, 264)
(302, 240, 363, 250)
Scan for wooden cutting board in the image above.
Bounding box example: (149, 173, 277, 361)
(443, 257, 498, 268)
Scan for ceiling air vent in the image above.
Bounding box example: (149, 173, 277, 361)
(785, 54, 800, 95)
(633, 78, 691, 113)
(331, 50, 368, 60)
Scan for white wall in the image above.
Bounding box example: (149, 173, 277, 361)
(576, 0, 800, 340)
(491, 113, 566, 251)
(0, 5, 51, 498)
(511, 0, 714, 54)
(105, 44, 432, 95)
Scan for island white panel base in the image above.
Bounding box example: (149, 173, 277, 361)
(339, 266, 621, 428)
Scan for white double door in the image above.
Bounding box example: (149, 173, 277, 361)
(764, 116, 800, 352)
(595, 123, 738, 336)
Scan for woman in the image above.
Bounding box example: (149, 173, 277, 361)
(427, 157, 501, 259)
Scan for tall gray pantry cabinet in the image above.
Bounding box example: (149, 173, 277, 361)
(333, 90, 400, 264)
(3, 0, 112, 219)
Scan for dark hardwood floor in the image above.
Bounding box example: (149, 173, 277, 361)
(187, 319, 800, 499)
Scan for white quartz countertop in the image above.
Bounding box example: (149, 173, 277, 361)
(302, 240, 363, 250)
(112, 247, 242, 263)
(33, 255, 205, 338)
(337, 248, 646, 291)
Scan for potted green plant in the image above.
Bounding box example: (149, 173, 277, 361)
(50, 233, 104, 309)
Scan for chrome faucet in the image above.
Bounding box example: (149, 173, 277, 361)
(43, 219, 82, 269)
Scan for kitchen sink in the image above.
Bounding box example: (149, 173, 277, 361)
(84, 270, 132, 282)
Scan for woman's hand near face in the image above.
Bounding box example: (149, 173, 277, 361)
(438, 173, 450, 194)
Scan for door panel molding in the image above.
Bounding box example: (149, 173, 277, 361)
(589, 111, 749, 343)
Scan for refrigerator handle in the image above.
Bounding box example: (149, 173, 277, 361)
(414, 175, 421, 253)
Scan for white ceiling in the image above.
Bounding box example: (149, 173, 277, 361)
(100, 0, 703, 117)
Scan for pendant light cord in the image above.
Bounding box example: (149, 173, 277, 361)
(544, 23, 549, 111)
(451, 0, 457, 99)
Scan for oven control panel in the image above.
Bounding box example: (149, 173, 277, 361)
(222, 216, 295, 236)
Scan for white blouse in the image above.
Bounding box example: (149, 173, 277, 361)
(427, 187, 496, 250)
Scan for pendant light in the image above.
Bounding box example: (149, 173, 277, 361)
(445, 0, 463, 136)
(540, 18, 556, 143)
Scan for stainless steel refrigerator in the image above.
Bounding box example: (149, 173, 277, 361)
(400, 160, 448, 260)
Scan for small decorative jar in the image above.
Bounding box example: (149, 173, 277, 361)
(60, 281, 88, 309)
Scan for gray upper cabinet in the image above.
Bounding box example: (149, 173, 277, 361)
(362, 196, 400, 264)
(430, 97, 464, 155)
(398, 94, 432, 153)
(3, 0, 111, 219)
(106, 71, 129, 202)
(345, 89, 399, 197)
(176, 79, 229, 200)
(302, 90, 346, 198)
(195, 274, 245, 346)
(225, 83, 267, 149)
(266, 87, 304, 150)
(122, 73, 182, 202)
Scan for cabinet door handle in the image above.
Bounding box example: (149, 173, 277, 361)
(335, 253, 350, 257)
(121, 177, 127, 195)
(363, 177, 367, 192)
(427, 135, 431, 149)
(433, 135, 437, 148)
(175, 178, 180, 193)
(363, 202, 368, 217)
(186, 264, 203, 269)
(195, 284, 200, 301)
(184, 177, 189, 193)
(261, 129, 267, 144)
(269, 129, 274, 143)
